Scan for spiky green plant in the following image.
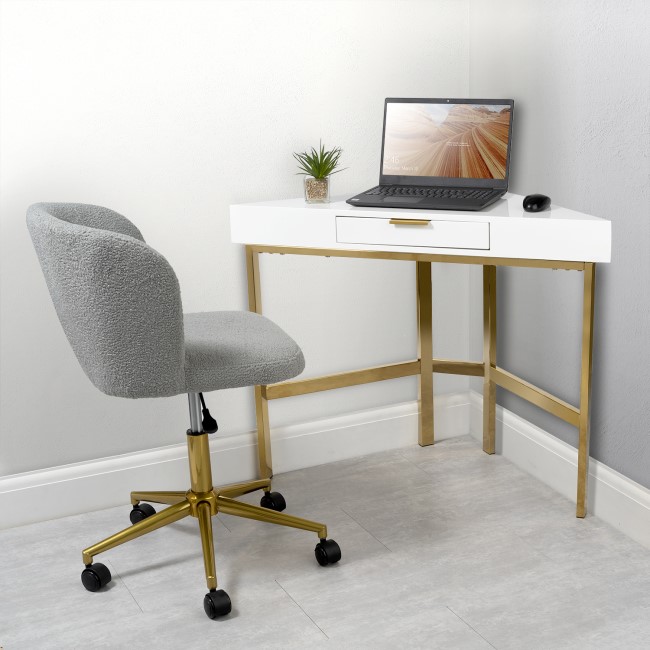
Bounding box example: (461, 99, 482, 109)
(293, 141, 346, 179)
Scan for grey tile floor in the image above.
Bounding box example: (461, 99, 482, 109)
(1, 435, 649, 649)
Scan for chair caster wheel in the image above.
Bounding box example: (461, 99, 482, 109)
(204, 589, 232, 618)
(81, 562, 112, 592)
(130, 502, 156, 524)
(315, 539, 341, 566)
(260, 491, 286, 512)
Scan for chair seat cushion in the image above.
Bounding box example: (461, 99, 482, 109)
(183, 311, 305, 392)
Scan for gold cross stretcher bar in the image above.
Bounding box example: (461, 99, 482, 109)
(245, 244, 595, 519)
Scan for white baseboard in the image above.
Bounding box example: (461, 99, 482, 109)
(0, 393, 470, 530)
(468, 390, 650, 549)
(4, 389, 648, 551)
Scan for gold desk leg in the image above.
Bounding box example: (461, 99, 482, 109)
(197, 501, 218, 590)
(246, 245, 273, 479)
(577, 262, 596, 518)
(483, 265, 497, 454)
(417, 261, 434, 446)
(82, 500, 191, 565)
(253, 387, 272, 479)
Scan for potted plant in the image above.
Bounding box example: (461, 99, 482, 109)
(293, 141, 345, 203)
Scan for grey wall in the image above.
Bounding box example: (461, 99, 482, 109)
(469, 0, 650, 488)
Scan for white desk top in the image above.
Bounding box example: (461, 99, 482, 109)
(230, 193, 611, 263)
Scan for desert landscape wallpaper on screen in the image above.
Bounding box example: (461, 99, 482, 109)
(382, 103, 512, 179)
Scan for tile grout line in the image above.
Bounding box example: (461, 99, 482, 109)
(396, 445, 452, 478)
(275, 579, 329, 640)
(446, 605, 498, 649)
(106, 560, 144, 614)
(216, 514, 232, 532)
(339, 506, 392, 552)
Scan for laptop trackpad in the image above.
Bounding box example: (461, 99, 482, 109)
(384, 197, 422, 204)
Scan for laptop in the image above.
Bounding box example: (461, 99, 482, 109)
(347, 97, 514, 211)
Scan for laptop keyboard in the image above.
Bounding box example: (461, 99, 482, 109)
(366, 186, 495, 200)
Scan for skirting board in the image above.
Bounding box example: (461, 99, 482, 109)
(0, 392, 470, 530)
(468, 390, 650, 550)
(3, 389, 648, 550)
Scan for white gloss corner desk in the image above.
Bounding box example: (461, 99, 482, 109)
(229, 194, 611, 518)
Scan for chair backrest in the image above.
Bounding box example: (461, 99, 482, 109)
(27, 203, 185, 398)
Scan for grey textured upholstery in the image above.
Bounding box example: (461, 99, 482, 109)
(184, 312, 305, 392)
(42, 203, 146, 241)
(27, 203, 305, 398)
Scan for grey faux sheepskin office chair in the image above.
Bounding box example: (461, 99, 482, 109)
(27, 203, 340, 619)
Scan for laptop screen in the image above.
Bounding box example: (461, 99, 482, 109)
(380, 98, 514, 188)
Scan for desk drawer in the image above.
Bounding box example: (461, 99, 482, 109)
(336, 216, 490, 250)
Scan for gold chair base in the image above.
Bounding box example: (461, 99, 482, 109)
(82, 432, 329, 592)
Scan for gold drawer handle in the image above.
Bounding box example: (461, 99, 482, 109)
(389, 218, 431, 226)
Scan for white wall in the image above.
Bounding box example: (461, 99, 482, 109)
(468, 0, 650, 488)
(0, 0, 471, 476)
(5, 0, 646, 491)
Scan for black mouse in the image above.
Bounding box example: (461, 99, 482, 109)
(523, 194, 551, 212)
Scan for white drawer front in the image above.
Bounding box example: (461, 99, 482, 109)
(336, 216, 490, 250)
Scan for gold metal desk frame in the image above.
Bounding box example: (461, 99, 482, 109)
(246, 244, 596, 519)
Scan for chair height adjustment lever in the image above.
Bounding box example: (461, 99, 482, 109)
(199, 393, 218, 433)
